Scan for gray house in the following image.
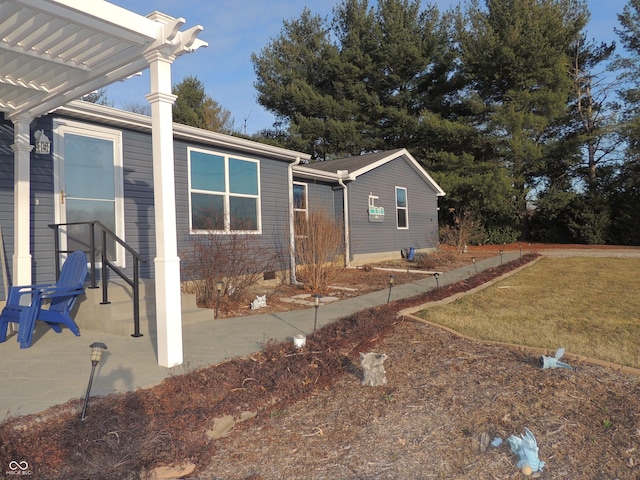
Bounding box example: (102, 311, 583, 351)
(0, 1, 444, 367)
(0, 100, 309, 291)
(293, 149, 445, 266)
(0, 100, 445, 365)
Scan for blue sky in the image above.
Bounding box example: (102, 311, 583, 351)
(106, 0, 629, 135)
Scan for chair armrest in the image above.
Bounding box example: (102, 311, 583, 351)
(38, 285, 86, 299)
(6, 283, 56, 304)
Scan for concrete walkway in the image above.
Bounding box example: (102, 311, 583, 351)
(1, 248, 633, 419)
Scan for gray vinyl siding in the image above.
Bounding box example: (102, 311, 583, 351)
(306, 180, 336, 217)
(347, 155, 439, 258)
(30, 116, 56, 283)
(332, 186, 344, 225)
(174, 141, 293, 274)
(122, 129, 156, 278)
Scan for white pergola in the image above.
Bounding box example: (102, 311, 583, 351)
(0, 0, 207, 367)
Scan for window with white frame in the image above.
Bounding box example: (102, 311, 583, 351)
(189, 148, 261, 232)
(293, 182, 308, 236)
(395, 186, 408, 229)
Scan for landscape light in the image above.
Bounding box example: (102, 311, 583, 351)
(81, 342, 107, 420)
(313, 293, 322, 331)
(215, 281, 224, 319)
(387, 275, 395, 304)
(433, 272, 440, 289)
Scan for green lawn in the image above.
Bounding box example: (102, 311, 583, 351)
(415, 257, 640, 368)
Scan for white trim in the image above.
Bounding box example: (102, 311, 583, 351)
(395, 186, 409, 230)
(288, 157, 302, 284)
(55, 101, 311, 164)
(11, 115, 33, 285)
(292, 149, 445, 197)
(338, 177, 351, 267)
(187, 147, 262, 234)
(52, 118, 125, 266)
(351, 149, 445, 196)
(292, 164, 351, 181)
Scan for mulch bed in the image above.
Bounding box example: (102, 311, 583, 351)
(2, 253, 639, 479)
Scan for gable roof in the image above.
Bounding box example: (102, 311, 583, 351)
(293, 148, 445, 196)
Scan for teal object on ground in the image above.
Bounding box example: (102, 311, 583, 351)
(507, 428, 545, 472)
(540, 347, 573, 370)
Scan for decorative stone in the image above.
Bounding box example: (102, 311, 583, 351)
(360, 352, 388, 386)
(250, 294, 267, 310)
(293, 334, 306, 348)
(206, 411, 257, 440)
(141, 462, 195, 479)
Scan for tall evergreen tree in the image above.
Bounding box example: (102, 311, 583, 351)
(252, 0, 461, 160)
(458, 0, 588, 239)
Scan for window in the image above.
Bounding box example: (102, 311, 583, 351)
(189, 148, 260, 232)
(395, 187, 408, 229)
(293, 182, 308, 236)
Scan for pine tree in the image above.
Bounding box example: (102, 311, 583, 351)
(458, 0, 588, 239)
(172, 76, 234, 133)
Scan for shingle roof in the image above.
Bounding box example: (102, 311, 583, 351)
(302, 149, 406, 174)
(293, 148, 445, 196)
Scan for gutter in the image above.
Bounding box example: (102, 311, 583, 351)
(288, 156, 303, 285)
(337, 170, 351, 268)
(56, 101, 312, 163)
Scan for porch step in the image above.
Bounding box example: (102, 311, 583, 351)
(74, 279, 213, 337)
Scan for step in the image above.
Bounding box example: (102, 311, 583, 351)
(74, 279, 210, 337)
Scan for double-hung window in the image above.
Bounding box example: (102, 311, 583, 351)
(189, 148, 261, 233)
(395, 186, 408, 229)
(293, 182, 308, 236)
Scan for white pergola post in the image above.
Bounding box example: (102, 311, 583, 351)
(145, 50, 183, 368)
(11, 115, 33, 286)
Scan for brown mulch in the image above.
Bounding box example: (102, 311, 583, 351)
(1, 248, 639, 479)
(218, 245, 500, 318)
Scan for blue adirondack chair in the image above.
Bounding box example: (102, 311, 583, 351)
(0, 251, 88, 348)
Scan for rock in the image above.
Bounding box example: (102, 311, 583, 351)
(479, 432, 490, 452)
(206, 411, 257, 440)
(250, 295, 267, 310)
(360, 352, 388, 386)
(141, 462, 195, 480)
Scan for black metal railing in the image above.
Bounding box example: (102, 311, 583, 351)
(49, 221, 147, 338)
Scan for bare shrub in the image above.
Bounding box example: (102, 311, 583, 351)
(415, 249, 457, 270)
(181, 228, 283, 308)
(294, 208, 345, 292)
(440, 208, 486, 253)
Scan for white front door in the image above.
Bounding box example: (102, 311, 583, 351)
(53, 120, 125, 264)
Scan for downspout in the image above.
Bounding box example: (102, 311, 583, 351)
(288, 156, 302, 284)
(337, 171, 351, 268)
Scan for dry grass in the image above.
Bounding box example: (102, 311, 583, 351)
(416, 257, 640, 368)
